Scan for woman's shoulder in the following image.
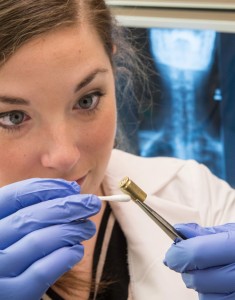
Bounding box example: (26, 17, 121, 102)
(105, 150, 235, 227)
(108, 148, 202, 177)
(105, 149, 204, 195)
(110, 148, 185, 165)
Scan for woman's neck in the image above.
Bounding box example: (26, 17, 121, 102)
(52, 187, 107, 299)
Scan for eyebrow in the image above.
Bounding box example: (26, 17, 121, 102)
(0, 68, 109, 105)
(74, 68, 109, 92)
(0, 96, 30, 106)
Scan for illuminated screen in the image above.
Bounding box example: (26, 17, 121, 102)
(119, 27, 235, 187)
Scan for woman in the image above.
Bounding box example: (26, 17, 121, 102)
(0, 1, 235, 299)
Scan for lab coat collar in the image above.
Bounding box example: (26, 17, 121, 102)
(104, 149, 185, 196)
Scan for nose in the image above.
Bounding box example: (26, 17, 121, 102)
(40, 127, 80, 173)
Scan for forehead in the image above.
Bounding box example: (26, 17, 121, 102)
(0, 25, 113, 95)
(0, 24, 110, 76)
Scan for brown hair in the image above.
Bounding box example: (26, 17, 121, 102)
(0, 0, 151, 296)
(0, 0, 151, 117)
(0, 0, 113, 63)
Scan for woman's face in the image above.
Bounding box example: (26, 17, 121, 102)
(0, 25, 117, 194)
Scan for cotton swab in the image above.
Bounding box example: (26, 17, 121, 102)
(99, 194, 131, 202)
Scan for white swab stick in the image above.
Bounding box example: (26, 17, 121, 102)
(99, 194, 131, 202)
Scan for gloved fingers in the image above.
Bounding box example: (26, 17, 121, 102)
(0, 220, 96, 277)
(174, 223, 235, 238)
(174, 223, 210, 238)
(199, 292, 235, 300)
(0, 194, 101, 249)
(0, 244, 84, 300)
(164, 230, 235, 272)
(0, 178, 80, 219)
(182, 263, 235, 294)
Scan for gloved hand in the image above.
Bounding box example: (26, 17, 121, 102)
(164, 223, 235, 300)
(0, 178, 101, 300)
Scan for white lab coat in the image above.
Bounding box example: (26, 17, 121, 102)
(102, 149, 235, 300)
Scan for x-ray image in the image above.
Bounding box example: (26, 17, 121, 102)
(139, 28, 224, 179)
(122, 27, 235, 187)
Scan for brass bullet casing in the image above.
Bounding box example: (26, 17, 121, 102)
(119, 176, 147, 202)
(119, 177, 186, 241)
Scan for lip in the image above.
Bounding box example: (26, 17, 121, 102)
(76, 175, 87, 186)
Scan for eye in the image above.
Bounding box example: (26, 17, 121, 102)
(0, 111, 28, 127)
(75, 92, 103, 111)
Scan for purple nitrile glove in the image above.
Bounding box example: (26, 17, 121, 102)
(164, 222, 235, 300)
(0, 178, 101, 300)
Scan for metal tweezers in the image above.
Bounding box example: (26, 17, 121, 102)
(119, 176, 186, 241)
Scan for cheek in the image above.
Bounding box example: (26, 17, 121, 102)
(91, 109, 116, 151)
(0, 147, 12, 186)
(0, 142, 33, 186)
(83, 104, 117, 159)
(80, 107, 116, 194)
